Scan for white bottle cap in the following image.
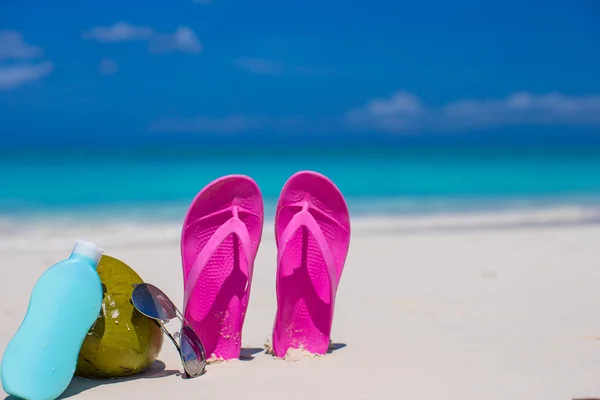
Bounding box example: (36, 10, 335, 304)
(72, 240, 104, 266)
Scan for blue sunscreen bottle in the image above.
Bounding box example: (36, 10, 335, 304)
(1, 241, 104, 400)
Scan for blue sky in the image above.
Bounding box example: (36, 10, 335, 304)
(1, 0, 600, 149)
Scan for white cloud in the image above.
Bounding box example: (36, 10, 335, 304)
(149, 114, 309, 134)
(82, 22, 154, 42)
(83, 23, 202, 55)
(442, 92, 600, 127)
(149, 27, 202, 54)
(234, 58, 284, 75)
(99, 58, 118, 75)
(363, 91, 423, 116)
(0, 31, 52, 89)
(233, 58, 336, 77)
(149, 90, 600, 135)
(346, 91, 600, 132)
(0, 61, 53, 90)
(151, 115, 268, 133)
(0, 30, 43, 60)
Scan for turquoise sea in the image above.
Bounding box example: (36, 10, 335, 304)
(2, 146, 600, 221)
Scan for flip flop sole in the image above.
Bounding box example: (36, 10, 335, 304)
(181, 175, 264, 360)
(273, 171, 350, 357)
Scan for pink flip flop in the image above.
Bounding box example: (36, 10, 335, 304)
(181, 175, 264, 360)
(272, 171, 351, 357)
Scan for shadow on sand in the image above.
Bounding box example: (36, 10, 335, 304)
(239, 347, 265, 361)
(58, 360, 179, 399)
(4, 344, 349, 399)
(59, 360, 179, 399)
(4, 360, 178, 400)
(240, 343, 347, 360)
(328, 342, 347, 352)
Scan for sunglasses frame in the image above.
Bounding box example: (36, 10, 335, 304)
(130, 283, 206, 378)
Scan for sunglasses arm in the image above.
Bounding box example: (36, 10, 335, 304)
(152, 320, 192, 378)
(174, 307, 194, 329)
(153, 320, 182, 350)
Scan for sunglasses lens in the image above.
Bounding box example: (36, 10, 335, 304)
(180, 325, 206, 377)
(131, 284, 177, 321)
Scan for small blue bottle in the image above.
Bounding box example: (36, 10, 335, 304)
(1, 241, 104, 400)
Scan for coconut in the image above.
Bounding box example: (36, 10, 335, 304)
(75, 255, 164, 378)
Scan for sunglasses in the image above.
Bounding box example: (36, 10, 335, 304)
(131, 283, 206, 378)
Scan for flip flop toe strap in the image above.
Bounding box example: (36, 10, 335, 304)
(277, 209, 338, 305)
(183, 216, 254, 310)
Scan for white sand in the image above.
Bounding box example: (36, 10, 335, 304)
(2, 207, 600, 399)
